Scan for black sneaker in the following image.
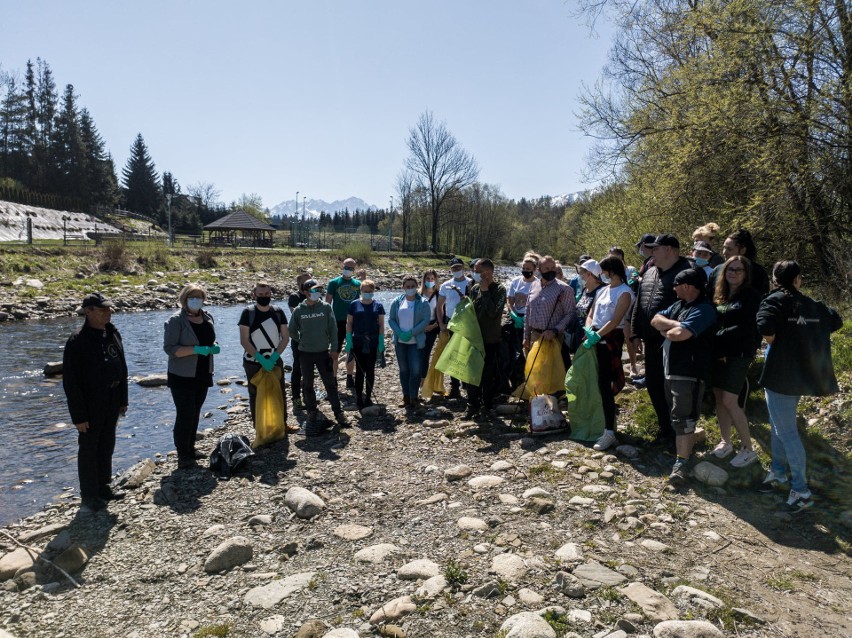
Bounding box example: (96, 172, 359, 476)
(346, 375, 355, 390)
(80, 498, 106, 513)
(334, 411, 350, 428)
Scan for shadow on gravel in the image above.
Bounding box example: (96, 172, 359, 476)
(61, 508, 117, 585)
(153, 467, 217, 514)
(253, 437, 297, 486)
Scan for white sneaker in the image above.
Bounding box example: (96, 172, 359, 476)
(712, 441, 734, 458)
(593, 430, 618, 451)
(730, 448, 758, 468)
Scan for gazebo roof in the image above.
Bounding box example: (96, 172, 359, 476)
(204, 210, 276, 231)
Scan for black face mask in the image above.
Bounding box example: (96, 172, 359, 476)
(256, 296, 271, 307)
(540, 271, 557, 281)
(522, 270, 534, 278)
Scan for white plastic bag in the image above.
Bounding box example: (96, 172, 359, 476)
(529, 393, 568, 435)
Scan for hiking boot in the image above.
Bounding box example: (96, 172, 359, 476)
(757, 470, 788, 493)
(668, 460, 688, 486)
(785, 489, 814, 513)
(593, 430, 618, 451)
(398, 396, 410, 408)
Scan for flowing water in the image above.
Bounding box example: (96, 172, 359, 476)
(0, 292, 403, 526)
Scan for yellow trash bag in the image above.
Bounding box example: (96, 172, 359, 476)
(512, 338, 566, 400)
(422, 331, 450, 399)
(250, 366, 286, 447)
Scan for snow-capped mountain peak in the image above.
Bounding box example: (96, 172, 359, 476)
(270, 196, 377, 219)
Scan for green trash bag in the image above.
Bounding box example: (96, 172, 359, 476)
(436, 298, 484, 386)
(565, 345, 606, 441)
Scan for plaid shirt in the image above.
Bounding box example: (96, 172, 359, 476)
(523, 278, 576, 343)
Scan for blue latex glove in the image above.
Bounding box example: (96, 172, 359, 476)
(377, 336, 386, 353)
(193, 345, 211, 356)
(209, 343, 221, 355)
(254, 351, 274, 372)
(583, 327, 602, 349)
(398, 330, 413, 342)
(269, 351, 281, 366)
(510, 310, 524, 329)
(345, 333, 353, 352)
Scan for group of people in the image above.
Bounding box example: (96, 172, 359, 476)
(62, 228, 841, 515)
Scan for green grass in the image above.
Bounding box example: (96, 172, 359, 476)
(443, 560, 469, 589)
(541, 609, 571, 636)
(192, 625, 230, 638)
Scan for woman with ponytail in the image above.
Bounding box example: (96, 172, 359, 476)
(756, 261, 842, 512)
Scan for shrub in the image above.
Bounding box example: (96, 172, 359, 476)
(337, 241, 372, 265)
(443, 560, 469, 589)
(99, 239, 131, 272)
(196, 249, 218, 268)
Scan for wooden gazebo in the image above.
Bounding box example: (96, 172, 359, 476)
(204, 210, 276, 247)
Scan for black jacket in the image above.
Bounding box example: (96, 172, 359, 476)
(63, 322, 129, 424)
(631, 256, 691, 343)
(713, 287, 761, 359)
(708, 261, 770, 299)
(757, 289, 842, 396)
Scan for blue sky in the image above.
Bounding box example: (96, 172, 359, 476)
(1, 1, 614, 209)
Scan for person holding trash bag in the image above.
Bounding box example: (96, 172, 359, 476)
(290, 279, 349, 434)
(389, 275, 431, 410)
(585, 256, 635, 451)
(756, 260, 842, 513)
(345, 279, 386, 411)
(419, 269, 441, 387)
(238, 281, 290, 433)
(63, 292, 128, 513)
(164, 284, 219, 469)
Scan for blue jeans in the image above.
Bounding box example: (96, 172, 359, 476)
(395, 342, 422, 399)
(764, 388, 808, 493)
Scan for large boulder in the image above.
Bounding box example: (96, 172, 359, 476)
(203, 536, 253, 573)
(499, 612, 557, 638)
(285, 486, 326, 519)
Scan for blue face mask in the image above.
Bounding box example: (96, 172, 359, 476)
(694, 257, 709, 267)
(452, 269, 465, 280)
(425, 281, 435, 289)
(361, 292, 374, 301)
(404, 287, 417, 297)
(187, 297, 203, 312)
(472, 272, 482, 283)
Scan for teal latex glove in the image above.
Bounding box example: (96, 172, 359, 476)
(510, 310, 525, 329)
(193, 345, 211, 356)
(254, 351, 274, 372)
(398, 330, 413, 342)
(209, 343, 221, 355)
(269, 351, 281, 365)
(345, 333, 353, 352)
(377, 336, 386, 353)
(583, 327, 602, 349)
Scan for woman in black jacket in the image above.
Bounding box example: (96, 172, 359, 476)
(710, 256, 760, 467)
(757, 261, 842, 513)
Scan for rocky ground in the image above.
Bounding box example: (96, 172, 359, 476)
(1, 347, 850, 638)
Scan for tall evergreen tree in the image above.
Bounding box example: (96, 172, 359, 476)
(49, 84, 87, 201)
(0, 74, 30, 183)
(79, 108, 117, 208)
(35, 59, 56, 150)
(121, 133, 160, 216)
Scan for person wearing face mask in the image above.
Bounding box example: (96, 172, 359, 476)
(288, 272, 312, 411)
(692, 223, 724, 268)
(437, 257, 471, 399)
(523, 255, 576, 370)
(505, 257, 538, 387)
(164, 284, 219, 470)
(465, 258, 507, 418)
(239, 281, 290, 432)
(635, 234, 657, 278)
(290, 280, 348, 433)
(691, 240, 716, 279)
(63, 293, 128, 513)
(326, 257, 361, 388)
(419, 269, 441, 387)
(389, 275, 431, 410)
(345, 279, 386, 411)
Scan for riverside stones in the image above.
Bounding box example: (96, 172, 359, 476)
(517, 588, 544, 605)
(0, 548, 36, 581)
(572, 561, 627, 588)
(640, 539, 670, 553)
(135, 374, 168, 387)
(490, 553, 527, 581)
(323, 629, 359, 638)
(457, 517, 488, 531)
(369, 595, 416, 624)
(692, 461, 729, 487)
(354, 544, 399, 564)
(52, 546, 89, 574)
(415, 574, 447, 598)
(672, 585, 724, 609)
(444, 464, 472, 481)
(333, 524, 373, 541)
(620, 582, 679, 622)
(554, 571, 586, 597)
(244, 572, 316, 609)
(468, 475, 505, 489)
(500, 611, 557, 638)
(397, 558, 440, 580)
(203, 536, 253, 573)
(652, 620, 724, 638)
(285, 486, 326, 519)
(116, 458, 155, 488)
(554, 542, 584, 563)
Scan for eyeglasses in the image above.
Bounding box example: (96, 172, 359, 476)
(727, 267, 745, 274)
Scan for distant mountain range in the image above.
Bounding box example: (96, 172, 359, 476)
(549, 191, 587, 207)
(270, 197, 377, 219)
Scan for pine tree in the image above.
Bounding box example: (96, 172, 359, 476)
(0, 74, 31, 184)
(79, 108, 117, 208)
(121, 133, 160, 216)
(49, 84, 88, 203)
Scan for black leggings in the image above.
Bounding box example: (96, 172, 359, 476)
(351, 347, 378, 404)
(169, 378, 210, 460)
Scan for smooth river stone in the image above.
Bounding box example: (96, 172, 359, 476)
(333, 524, 373, 541)
(468, 475, 505, 489)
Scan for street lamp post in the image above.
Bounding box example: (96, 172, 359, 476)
(166, 194, 173, 247)
(62, 215, 69, 246)
(388, 196, 394, 252)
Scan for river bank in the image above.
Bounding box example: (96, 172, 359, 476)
(1, 344, 851, 638)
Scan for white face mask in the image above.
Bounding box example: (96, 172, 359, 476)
(452, 269, 465, 280)
(601, 273, 611, 284)
(187, 298, 203, 312)
(472, 272, 482, 283)
(404, 287, 417, 297)
(342, 268, 354, 278)
(310, 291, 323, 301)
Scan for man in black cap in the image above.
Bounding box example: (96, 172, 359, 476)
(635, 233, 657, 278)
(63, 293, 129, 512)
(630, 234, 691, 447)
(651, 268, 716, 484)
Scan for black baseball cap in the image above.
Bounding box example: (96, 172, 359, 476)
(647, 234, 680, 249)
(674, 268, 707, 288)
(449, 257, 464, 267)
(577, 254, 592, 263)
(303, 278, 322, 291)
(81, 292, 112, 309)
(636, 233, 657, 247)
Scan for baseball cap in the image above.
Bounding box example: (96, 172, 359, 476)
(577, 254, 592, 264)
(636, 233, 657, 247)
(692, 240, 714, 253)
(303, 278, 323, 291)
(647, 234, 680, 249)
(577, 259, 602, 278)
(449, 257, 464, 267)
(81, 292, 112, 309)
(673, 268, 707, 288)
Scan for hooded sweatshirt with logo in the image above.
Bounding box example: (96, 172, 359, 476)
(289, 300, 338, 353)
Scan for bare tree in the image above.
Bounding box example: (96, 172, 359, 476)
(405, 110, 478, 253)
(186, 181, 221, 208)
